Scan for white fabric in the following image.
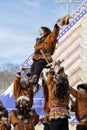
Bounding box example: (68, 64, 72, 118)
(35, 122, 44, 130)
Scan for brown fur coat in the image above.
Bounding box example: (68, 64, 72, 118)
(0, 108, 11, 130)
(33, 25, 59, 63)
(70, 87, 87, 125)
(13, 74, 33, 108)
(43, 72, 69, 121)
(9, 109, 39, 130)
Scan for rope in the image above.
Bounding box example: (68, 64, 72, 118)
(9, 41, 34, 63)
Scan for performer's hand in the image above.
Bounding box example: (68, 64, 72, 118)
(19, 65, 27, 72)
(19, 65, 23, 72)
(48, 68, 55, 76)
(21, 66, 27, 71)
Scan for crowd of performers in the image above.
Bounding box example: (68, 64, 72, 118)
(0, 15, 87, 130)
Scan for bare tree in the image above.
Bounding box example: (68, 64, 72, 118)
(0, 63, 19, 94)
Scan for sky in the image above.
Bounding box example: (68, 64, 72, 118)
(0, 0, 84, 67)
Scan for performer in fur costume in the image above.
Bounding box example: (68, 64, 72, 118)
(30, 15, 70, 87)
(13, 66, 33, 108)
(30, 24, 59, 86)
(42, 67, 70, 130)
(0, 101, 11, 130)
(70, 83, 87, 130)
(9, 96, 39, 130)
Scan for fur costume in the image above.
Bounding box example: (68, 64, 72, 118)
(30, 24, 60, 85)
(9, 96, 39, 130)
(0, 101, 11, 130)
(70, 84, 87, 126)
(10, 109, 39, 130)
(42, 70, 70, 130)
(33, 24, 60, 63)
(55, 75, 69, 99)
(13, 72, 33, 108)
(42, 69, 70, 121)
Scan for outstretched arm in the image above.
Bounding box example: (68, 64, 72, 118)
(13, 65, 24, 99)
(42, 80, 50, 113)
(47, 69, 55, 86)
(70, 86, 87, 100)
(13, 72, 21, 100)
(46, 23, 59, 43)
(34, 23, 60, 53)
